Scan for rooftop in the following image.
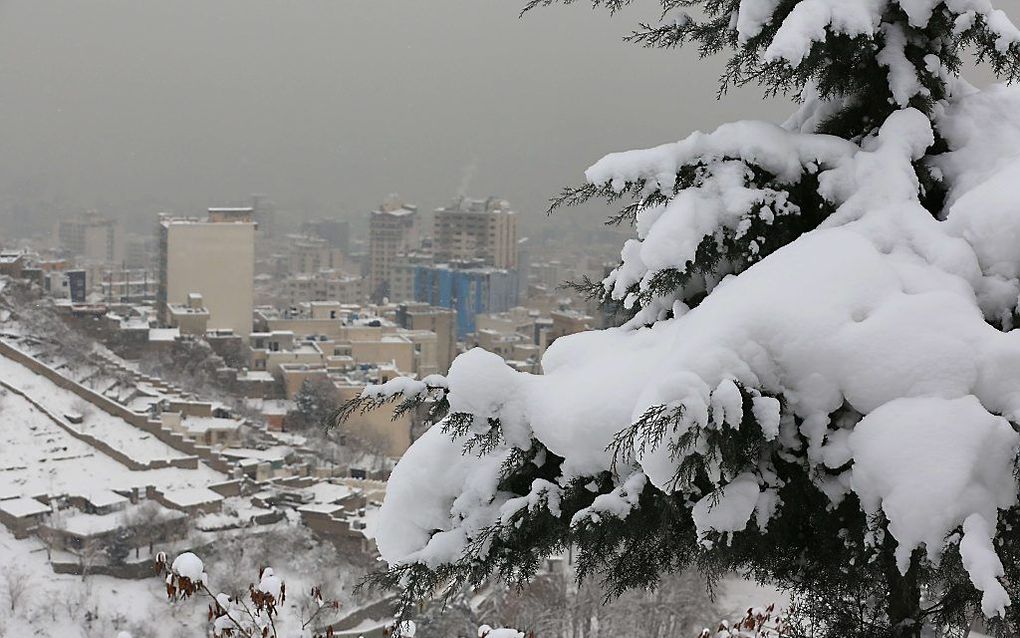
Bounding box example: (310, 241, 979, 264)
(0, 496, 51, 518)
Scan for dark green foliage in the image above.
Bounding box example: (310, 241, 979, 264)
(340, 2, 1020, 637)
(105, 527, 134, 566)
(288, 377, 341, 430)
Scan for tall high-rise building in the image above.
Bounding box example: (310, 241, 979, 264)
(368, 195, 419, 301)
(433, 196, 518, 269)
(157, 209, 256, 338)
(57, 211, 125, 264)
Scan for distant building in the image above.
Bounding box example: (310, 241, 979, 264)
(157, 209, 256, 338)
(413, 263, 518, 337)
(285, 235, 347, 275)
(0, 251, 26, 277)
(57, 211, 124, 264)
(434, 196, 518, 269)
(166, 293, 211, 335)
(301, 218, 351, 253)
(368, 196, 419, 301)
(284, 270, 364, 306)
(547, 310, 593, 346)
(251, 194, 277, 238)
(395, 303, 457, 375)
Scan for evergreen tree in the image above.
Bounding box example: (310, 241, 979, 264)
(290, 377, 340, 430)
(338, 2, 1020, 637)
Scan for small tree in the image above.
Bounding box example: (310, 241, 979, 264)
(2, 564, 34, 613)
(288, 377, 340, 431)
(105, 527, 134, 566)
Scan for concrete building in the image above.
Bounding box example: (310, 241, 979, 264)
(157, 210, 256, 338)
(368, 196, 419, 301)
(395, 303, 457, 375)
(413, 263, 519, 337)
(57, 211, 125, 264)
(434, 196, 518, 269)
(284, 270, 364, 306)
(547, 310, 594, 346)
(285, 235, 348, 275)
(166, 293, 211, 335)
(301, 218, 351, 253)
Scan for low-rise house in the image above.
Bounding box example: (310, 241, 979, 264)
(155, 487, 224, 514)
(0, 496, 52, 539)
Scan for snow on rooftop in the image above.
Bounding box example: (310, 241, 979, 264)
(297, 503, 345, 516)
(76, 489, 129, 508)
(162, 487, 223, 507)
(180, 416, 242, 433)
(305, 481, 353, 505)
(220, 446, 290, 462)
(0, 496, 51, 518)
(148, 328, 180, 342)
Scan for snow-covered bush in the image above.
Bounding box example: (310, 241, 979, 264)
(338, 2, 1020, 637)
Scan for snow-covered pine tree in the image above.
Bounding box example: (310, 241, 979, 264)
(338, 2, 1020, 636)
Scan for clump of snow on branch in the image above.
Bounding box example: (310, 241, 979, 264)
(171, 551, 207, 584)
(734, 0, 1020, 66)
(478, 626, 525, 638)
(375, 85, 1020, 615)
(155, 552, 338, 638)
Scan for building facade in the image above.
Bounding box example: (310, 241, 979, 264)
(413, 263, 518, 337)
(57, 211, 125, 264)
(158, 211, 256, 338)
(433, 196, 518, 269)
(368, 196, 419, 301)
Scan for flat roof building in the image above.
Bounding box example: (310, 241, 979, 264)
(157, 211, 256, 338)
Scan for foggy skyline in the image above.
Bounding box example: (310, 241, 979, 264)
(0, 1, 1011, 236)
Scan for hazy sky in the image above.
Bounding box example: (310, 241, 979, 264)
(0, 1, 1013, 235)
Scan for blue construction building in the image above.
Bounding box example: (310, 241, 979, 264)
(413, 263, 519, 337)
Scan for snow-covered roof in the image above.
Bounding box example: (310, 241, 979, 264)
(297, 503, 345, 516)
(180, 416, 242, 434)
(75, 490, 129, 509)
(0, 496, 51, 518)
(161, 487, 223, 507)
(60, 510, 125, 536)
(305, 481, 354, 505)
(148, 328, 180, 342)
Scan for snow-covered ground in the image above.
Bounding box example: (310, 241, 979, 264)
(0, 524, 208, 637)
(0, 386, 222, 498)
(0, 351, 192, 465)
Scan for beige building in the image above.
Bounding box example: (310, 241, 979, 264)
(368, 196, 419, 300)
(167, 293, 211, 335)
(334, 369, 413, 457)
(434, 196, 518, 269)
(158, 210, 256, 338)
(547, 310, 593, 346)
(284, 271, 364, 306)
(396, 303, 457, 375)
(57, 211, 125, 264)
(286, 235, 348, 274)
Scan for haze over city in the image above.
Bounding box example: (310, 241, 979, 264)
(0, 0, 794, 235)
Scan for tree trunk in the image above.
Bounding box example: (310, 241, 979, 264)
(885, 551, 922, 638)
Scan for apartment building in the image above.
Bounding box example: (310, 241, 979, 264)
(157, 209, 256, 338)
(433, 196, 518, 269)
(368, 196, 419, 300)
(57, 211, 125, 264)
(412, 262, 519, 337)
